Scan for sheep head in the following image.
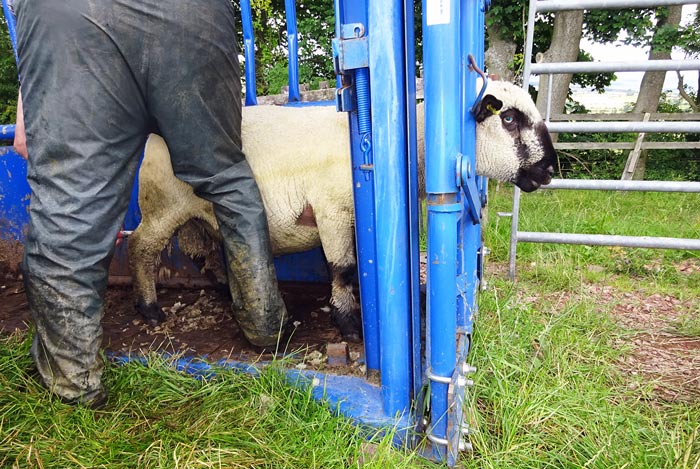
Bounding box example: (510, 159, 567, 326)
(474, 81, 557, 192)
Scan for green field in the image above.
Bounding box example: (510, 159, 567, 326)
(2, 185, 699, 468)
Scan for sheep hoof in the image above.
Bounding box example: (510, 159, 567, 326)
(136, 300, 166, 326)
(331, 310, 362, 343)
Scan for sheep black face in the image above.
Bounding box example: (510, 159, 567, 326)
(475, 82, 557, 192)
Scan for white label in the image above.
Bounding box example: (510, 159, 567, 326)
(426, 0, 450, 26)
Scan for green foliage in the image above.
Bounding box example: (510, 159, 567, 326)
(237, 0, 336, 96)
(0, 12, 18, 123)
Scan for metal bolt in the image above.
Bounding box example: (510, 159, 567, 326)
(462, 363, 477, 374)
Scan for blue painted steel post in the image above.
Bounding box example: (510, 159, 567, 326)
(1, 0, 18, 65)
(423, 0, 462, 459)
(240, 0, 258, 106)
(284, 0, 301, 102)
(333, 0, 382, 375)
(368, 0, 413, 414)
(402, 0, 424, 405)
(457, 0, 483, 334)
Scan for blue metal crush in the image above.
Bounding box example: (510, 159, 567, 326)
(0, 0, 488, 464)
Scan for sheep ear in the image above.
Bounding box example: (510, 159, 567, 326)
(474, 94, 503, 123)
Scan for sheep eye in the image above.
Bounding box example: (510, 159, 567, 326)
(503, 115, 514, 124)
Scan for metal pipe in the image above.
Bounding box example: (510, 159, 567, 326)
(522, 0, 538, 86)
(240, 0, 258, 106)
(369, 0, 412, 415)
(459, 0, 482, 335)
(508, 187, 521, 281)
(531, 59, 700, 74)
(543, 179, 700, 192)
(284, 0, 301, 102)
(1, 0, 18, 66)
(546, 121, 700, 133)
(423, 0, 461, 458)
(402, 0, 423, 403)
(518, 231, 700, 250)
(0, 124, 16, 140)
(535, 0, 692, 12)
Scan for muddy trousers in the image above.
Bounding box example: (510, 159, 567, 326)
(15, 0, 287, 402)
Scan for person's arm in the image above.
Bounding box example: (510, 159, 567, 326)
(14, 89, 27, 159)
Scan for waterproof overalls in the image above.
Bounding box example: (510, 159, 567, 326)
(14, 0, 288, 404)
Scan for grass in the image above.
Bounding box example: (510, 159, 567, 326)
(1, 183, 699, 468)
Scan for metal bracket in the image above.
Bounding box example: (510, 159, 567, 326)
(456, 153, 481, 224)
(332, 22, 369, 74)
(332, 22, 369, 113)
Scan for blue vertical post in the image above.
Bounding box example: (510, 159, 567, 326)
(284, 0, 301, 102)
(402, 0, 424, 404)
(333, 0, 381, 375)
(457, 0, 483, 335)
(1, 0, 18, 65)
(423, 0, 461, 458)
(368, 0, 412, 414)
(240, 0, 258, 106)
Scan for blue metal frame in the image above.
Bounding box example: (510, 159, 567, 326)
(0, 0, 488, 464)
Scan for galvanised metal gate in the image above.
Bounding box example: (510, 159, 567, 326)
(508, 0, 700, 280)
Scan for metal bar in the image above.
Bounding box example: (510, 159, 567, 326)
(531, 59, 700, 75)
(534, 0, 693, 12)
(403, 0, 423, 405)
(543, 179, 700, 192)
(522, 0, 538, 87)
(369, 0, 412, 415)
(1, 0, 18, 66)
(335, 0, 381, 374)
(284, 0, 301, 102)
(0, 124, 15, 141)
(554, 141, 700, 150)
(423, 0, 462, 459)
(459, 0, 482, 336)
(550, 113, 700, 121)
(240, 0, 258, 106)
(518, 231, 700, 250)
(508, 187, 521, 280)
(547, 121, 700, 133)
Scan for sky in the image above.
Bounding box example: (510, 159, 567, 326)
(578, 4, 698, 92)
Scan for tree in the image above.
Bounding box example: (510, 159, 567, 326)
(534, 10, 584, 134)
(627, 6, 684, 179)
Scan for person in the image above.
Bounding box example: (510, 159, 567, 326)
(13, 0, 288, 407)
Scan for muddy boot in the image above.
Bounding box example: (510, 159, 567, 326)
(223, 238, 288, 347)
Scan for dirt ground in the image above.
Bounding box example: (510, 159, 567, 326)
(512, 259, 700, 403)
(0, 260, 367, 375)
(1, 249, 698, 402)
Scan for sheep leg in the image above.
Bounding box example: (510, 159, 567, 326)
(328, 262, 362, 343)
(317, 210, 362, 342)
(128, 222, 173, 325)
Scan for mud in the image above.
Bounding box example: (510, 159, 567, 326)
(0, 272, 366, 375)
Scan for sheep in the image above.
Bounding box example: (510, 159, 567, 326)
(128, 81, 556, 344)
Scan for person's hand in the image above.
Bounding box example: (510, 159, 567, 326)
(14, 89, 28, 159)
